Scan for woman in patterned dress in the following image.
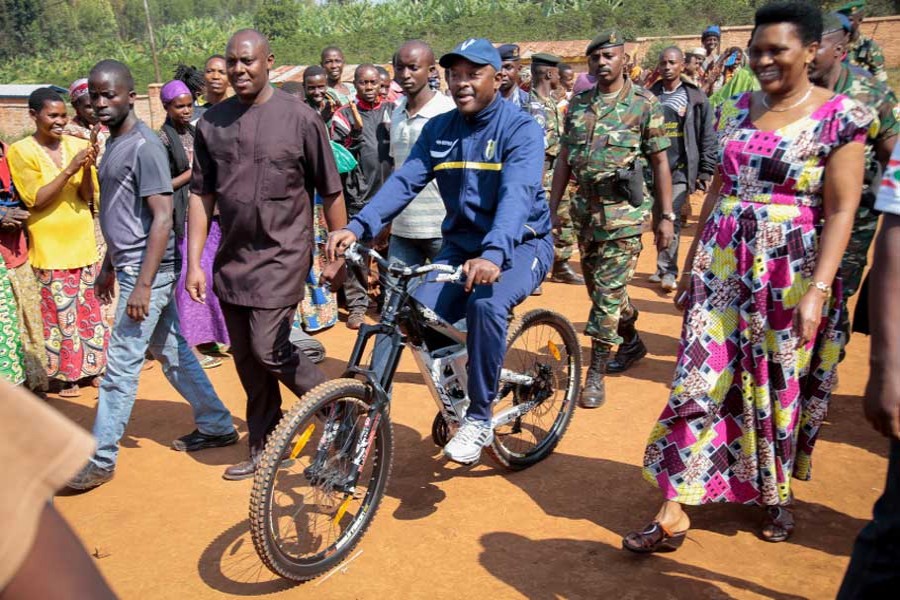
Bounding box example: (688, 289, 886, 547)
(623, 1, 873, 552)
(7, 88, 107, 398)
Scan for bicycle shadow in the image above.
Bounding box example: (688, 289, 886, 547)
(197, 518, 298, 596)
(478, 532, 810, 600)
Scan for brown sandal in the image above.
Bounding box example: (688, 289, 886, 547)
(622, 521, 688, 554)
(761, 506, 795, 543)
(58, 383, 81, 398)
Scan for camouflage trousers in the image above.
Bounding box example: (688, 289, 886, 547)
(550, 176, 578, 262)
(578, 234, 643, 347)
(838, 206, 880, 346)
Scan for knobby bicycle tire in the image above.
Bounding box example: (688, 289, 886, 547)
(487, 309, 580, 470)
(250, 379, 393, 582)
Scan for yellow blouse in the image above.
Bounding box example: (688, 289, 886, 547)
(7, 135, 99, 270)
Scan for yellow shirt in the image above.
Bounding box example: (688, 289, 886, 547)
(7, 135, 99, 270)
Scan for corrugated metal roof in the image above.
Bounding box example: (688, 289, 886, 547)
(0, 84, 68, 97)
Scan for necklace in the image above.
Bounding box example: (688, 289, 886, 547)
(762, 85, 813, 112)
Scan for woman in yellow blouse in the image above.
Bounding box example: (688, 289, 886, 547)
(8, 88, 108, 397)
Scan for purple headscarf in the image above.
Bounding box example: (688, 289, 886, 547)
(160, 80, 192, 105)
(573, 73, 597, 95)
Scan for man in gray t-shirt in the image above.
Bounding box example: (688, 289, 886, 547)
(67, 60, 237, 493)
(98, 120, 176, 268)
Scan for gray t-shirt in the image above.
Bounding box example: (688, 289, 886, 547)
(99, 121, 175, 268)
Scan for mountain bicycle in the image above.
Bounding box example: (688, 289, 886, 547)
(249, 242, 581, 581)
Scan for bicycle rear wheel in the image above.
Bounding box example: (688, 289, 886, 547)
(250, 379, 393, 581)
(487, 309, 580, 469)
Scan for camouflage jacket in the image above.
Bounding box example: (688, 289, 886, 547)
(530, 89, 562, 160)
(561, 79, 669, 241)
(835, 64, 900, 203)
(846, 34, 888, 84)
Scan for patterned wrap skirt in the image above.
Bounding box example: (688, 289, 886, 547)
(642, 198, 841, 507)
(34, 264, 109, 382)
(0, 256, 25, 385)
(6, 261, 48, 390)
(296, 196, 338, 333)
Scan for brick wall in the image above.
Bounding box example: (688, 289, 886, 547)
(1, 86, 164, 141)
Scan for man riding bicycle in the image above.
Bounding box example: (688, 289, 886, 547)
(327, 38, 552, 464)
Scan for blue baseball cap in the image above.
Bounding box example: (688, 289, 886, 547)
(439, 38, 501, 71)
(702, 25, 721, 38)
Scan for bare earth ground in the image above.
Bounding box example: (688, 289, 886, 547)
(51, 196, 888, 600)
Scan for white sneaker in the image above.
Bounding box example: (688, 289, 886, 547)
(443, 417, 493, 464)
(648, 272, 662, 283)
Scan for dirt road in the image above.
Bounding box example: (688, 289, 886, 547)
(51, 208, 888, 599)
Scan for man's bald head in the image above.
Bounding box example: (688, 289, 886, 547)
(659, 46, 684, 61)
(89, 59, 134, 92)
(396, 40, 435, 66)
(225, 28, 275, 104)
(227, 28, 271, 56)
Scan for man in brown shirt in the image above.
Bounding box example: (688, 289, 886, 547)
(187, 29, 347, 480)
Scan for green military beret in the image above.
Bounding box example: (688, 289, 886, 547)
(823, 12, 851, 35)
(531, 52, 562, 67)
(836, 0, 865, 16)
(586, 30, 625, 55)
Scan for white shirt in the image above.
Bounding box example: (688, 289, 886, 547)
(875, 143, 900, 215)
(389, 91, 455, 239)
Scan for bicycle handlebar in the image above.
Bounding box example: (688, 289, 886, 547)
(344, 242, 463, 283)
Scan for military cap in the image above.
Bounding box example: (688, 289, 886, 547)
(497, 44, 521, 61)
(823, 12, 852, 35)
(531, 52, 562, 67)
(836, 0, 865, 16)
(586, 31, 624, 55)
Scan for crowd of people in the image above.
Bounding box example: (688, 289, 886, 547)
(2, 0, 899, 596)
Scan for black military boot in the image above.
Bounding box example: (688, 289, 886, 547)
(607, 308, 647, 374)
(580, 340, 610, 409)
(549, 260, 585, 285)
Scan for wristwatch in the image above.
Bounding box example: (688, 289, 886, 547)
(660, 212, 678, 223)
(809, 281, 832, 295)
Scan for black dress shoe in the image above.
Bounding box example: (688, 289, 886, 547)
(223, 454, 260, 481)
(172, 428, 239, 452)
(68, 462, 115, 491)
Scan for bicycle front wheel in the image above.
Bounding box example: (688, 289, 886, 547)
(250, 379, 393, 581)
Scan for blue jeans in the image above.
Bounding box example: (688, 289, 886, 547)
(91, 265, 234, 470)
(654, 182, 689, 277)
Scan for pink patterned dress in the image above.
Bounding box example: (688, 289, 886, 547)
(642, 93, 874, 506)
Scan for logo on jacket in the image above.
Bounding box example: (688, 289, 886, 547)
(430, 139, 458, 159)
(484, 139, 496, 160)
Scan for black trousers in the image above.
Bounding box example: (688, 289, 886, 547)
(221, 302, 328, 453)
(837, 438, 900, 599)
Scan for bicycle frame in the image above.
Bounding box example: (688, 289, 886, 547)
(329, 244, 544, 491)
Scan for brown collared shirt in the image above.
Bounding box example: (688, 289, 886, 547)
(191, 89, 342, 308)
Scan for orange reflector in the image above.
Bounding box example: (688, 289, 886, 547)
(290, 423, 315, 459)
(333, 495, 352, 525)
(548, 340, 561, 360)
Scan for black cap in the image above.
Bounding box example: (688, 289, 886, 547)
(586, 30, 625, 55)
(497, 44, 520, 61)
(531, 52, 562, 67)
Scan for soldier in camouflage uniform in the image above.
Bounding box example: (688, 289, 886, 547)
(811, 12, 899, 354)
(529, 52, 584, 285)
(838, 0, 888, 84)
(550, 31, 675, 409)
